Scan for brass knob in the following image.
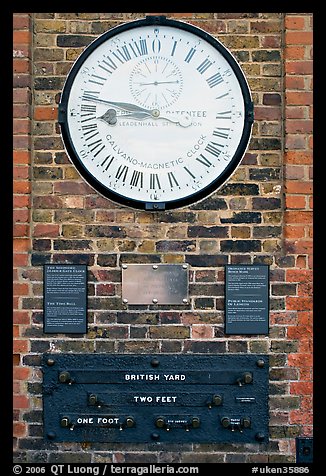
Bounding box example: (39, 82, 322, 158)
(155, 417, 165, 428)
(151, 357, 160, 367)
(242, 417, 251, 428)
(212, 394, 223, 406)
(243, 372, 253, 384)
(191, 417, 200, 428)
(221, 417, 231, 428)
(60, 417, 70, 428)
(58, 371, 71, 383)
(125, 417, 135, 428)
(88, 394, 97, 405)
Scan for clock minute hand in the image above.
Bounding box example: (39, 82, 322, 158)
(135, 80, 180, 86)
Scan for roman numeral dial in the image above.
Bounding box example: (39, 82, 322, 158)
(60, 16, 253, 210)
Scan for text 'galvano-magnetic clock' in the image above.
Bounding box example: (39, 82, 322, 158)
(58, 16, 254, 211)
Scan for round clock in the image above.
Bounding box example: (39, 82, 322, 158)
(58, 16, 254, 210)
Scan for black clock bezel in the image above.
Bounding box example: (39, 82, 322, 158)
(58, 15, 254, 211)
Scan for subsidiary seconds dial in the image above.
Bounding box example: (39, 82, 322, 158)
(129, 56, 183, 109)
(58, 16, 254, 210)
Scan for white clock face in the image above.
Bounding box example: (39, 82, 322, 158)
(60, 18, 253, 210)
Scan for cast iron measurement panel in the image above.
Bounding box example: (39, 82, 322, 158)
(42, 353, 269, 443)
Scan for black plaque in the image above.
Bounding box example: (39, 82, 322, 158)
(42, 353, 269, 443)
(44, 264, 87, 334)
(225, 265, 269, 335)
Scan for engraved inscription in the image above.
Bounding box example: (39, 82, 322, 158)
(122, 264, 188, 304)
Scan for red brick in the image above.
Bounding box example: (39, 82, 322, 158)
(285, 16, 306, 30)
(299, 368, 312, 382)
(289, 410, 313, 425)
(13, 282, 29, 295)
(297, 339, 313, 353)
(13, 88, 31, 104)
(285, 61, 313, 75)
(13, 104, 31, 118)
(13, 58, 31, 74)
(192, 325, 214, 339)
(284, 165, 305, 180)
(252, 106, 281, 121)
(284, 180, 312, 194)
(287, 325, 312, 340)
(308, 196, 313, 210)
(13, 118, 30, 134)
(286, 91, 313, 105)
(285, 76, 305, 89)
(13, 238, 31, 252)
(286, 296, 313, 311)
(284, 151, 313, 165)
(13, 30, 32, 44)
(13, 14, 31, 30)
(285, 106, 306, 119)
(291, 240, 313, 254)
(288, 353, 313, 367)
(13, 165, 29, 179)
(285, 46, 305, 60)
(285, 135, 307, 149)
(13, 44, 30, 58)
(250, 20, 280, 33)
(13, 395, 29, 409)
(13, 150, 30, 165)
(14, 209, 30, 222)
(285, 31, 313, 45)
(13, 311, 30, 324)
(13, 366, 31, 380)
(308, 136, 313, 150)
(261, 36, 281, 48)
(96, 283, 116, 296)
(13, 339, 29, 353)
(33, 223, 60, 237)
(13, 135, 31, 150)
(13, 422, 27, 438)
(285, 210, 312, 225)
(14, 195, 30, 208)
(284, 196, 306, 209)
(284, 225, 305, 239)
(13, 223, 29, 237)
(13, 325, 20, 338)
(290, 381, 313, 395)
(13, 181, 31, 194)
(34, 106, 58, 120)
(13, 73, 32, 88)
(13, 253, 29, 267)
(285, 120, 313, 134)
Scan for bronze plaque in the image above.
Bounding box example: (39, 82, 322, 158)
(122, 264, 189, 305)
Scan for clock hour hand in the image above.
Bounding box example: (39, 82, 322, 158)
(99, 108, 191, 128)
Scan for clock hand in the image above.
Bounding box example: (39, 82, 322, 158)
(100, 109, 191, 127)
(99, 108, 117, 125)
(134, 80, 180, 86)
(83, 95, 159, 116)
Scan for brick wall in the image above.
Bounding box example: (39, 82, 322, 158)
(13, 12, 313, 463)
